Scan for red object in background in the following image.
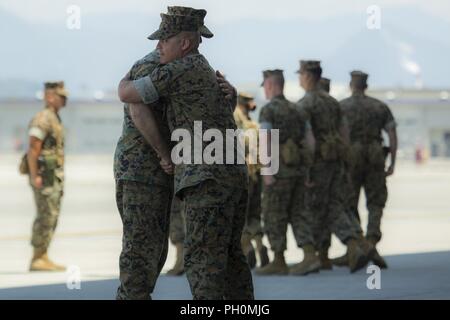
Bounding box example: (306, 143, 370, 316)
(415, 146, 424, 164)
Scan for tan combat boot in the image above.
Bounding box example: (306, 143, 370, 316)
(318, 248, 333, 270)
(366, 237, 388, 269)
(167, 243, 185, 276)
(289, 244, 321, 275)
(346, 238, 369, 273)
(29, 248, 66, 272)
(254, 235, 269, 268)
(255, 251, 288, 275)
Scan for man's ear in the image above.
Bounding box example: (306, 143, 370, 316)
(181, 38, 190, 51)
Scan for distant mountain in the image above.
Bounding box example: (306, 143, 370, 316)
(0, 7, 449, 99)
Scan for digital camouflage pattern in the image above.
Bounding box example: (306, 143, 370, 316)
(259, 95, 314, 251)
(262, 178, 315, 252)
(116, 180, 172, 300)
(169, 197, 185, 244)
(233, 107, 263, 238)
(113, 50, 172, 188)
(28, 107, 65, 250)
(134, 51, 253, 299)
(296, 89, 362, 245)
(28, 108, 65, 181)
(137, 53, 248, 195)
(167, 6, 213, 38)
(259, 94, 308, 178)
(181, 180, 254, 300)
(31, 179, 63, 250)
(148, 13, 201, 40)
(340, 92, 396, 242)
(114, 50, 173, 299)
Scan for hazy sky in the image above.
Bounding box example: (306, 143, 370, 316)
(2, 0, 450, 24)
(1, 0, 449, 96)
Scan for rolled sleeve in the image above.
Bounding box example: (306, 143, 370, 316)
(29, 127, 46, 140)
(133, 76, 159, 105)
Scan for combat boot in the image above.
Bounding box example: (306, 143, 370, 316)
(255, 251, 288, 275)
(346, 238, 369, 273)
(241, 234, 256, 269)
(254, 235, 269, 268)
(318, 248, 333, 270)
(289, 244, 321, 275)
(366, 237, 388, 269)
(167, 243, 185, 276)
(331, 253, 349, 267)
(29, 248, 66, 272)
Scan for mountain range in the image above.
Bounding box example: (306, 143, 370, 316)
(1, 6, 449, 99)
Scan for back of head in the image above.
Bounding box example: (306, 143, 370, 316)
(350, 70, 368, 91)
(262, 69, 285, 89)
(298, 60, 322, 82)
(318, 77, 331, 93)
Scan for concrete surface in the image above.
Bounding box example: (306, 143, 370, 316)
(1, 154, 450, 299)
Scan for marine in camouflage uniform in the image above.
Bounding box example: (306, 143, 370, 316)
(255, 70, 318, 276)
(293, 61, 371, 274)
(233, 92, 269, 269)
(114, 49, 174, 300)
(314, 77, 362, 270)
(26, 81, 68, 272)
(336, 70, 398, 269)
(129, 12, 254, 299)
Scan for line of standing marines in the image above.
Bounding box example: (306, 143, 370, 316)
(22, 6, 397, 300)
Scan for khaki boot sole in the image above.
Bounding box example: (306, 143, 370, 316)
(29, 261, 66, 272)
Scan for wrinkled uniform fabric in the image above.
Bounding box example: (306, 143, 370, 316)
(114, 50, 173, 299)
(259, 95, 314, 252)
(296, 89, 362, 248)
(340, 92, 396, 243)
(28, 108, 65, 251)
(136, 53, 253, 300)
(233, 107, 263, 238)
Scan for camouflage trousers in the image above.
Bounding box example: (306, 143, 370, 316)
(262, 176, 315, 253)
(115, 180, 172, 300)
(314, 169, 362, 250)
(350, 156, 388, 243)
(308, 161, 362, 249)
(180, 180, 254, 300)
(30, 177, 63, 251)
(169, 197, 185, 245)
(242, 175, 263, 239)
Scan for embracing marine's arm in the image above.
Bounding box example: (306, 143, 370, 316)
(129, 103, 173, 175)
(118, 72, 146, 104)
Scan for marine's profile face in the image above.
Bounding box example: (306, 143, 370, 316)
(247, 100, 257, 111)
(299, 71, 308, 90)
(157, 35, 184, 64)
(44, 90, 66, 109)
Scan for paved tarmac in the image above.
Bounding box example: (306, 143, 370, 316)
(1, 155, 450, 299)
